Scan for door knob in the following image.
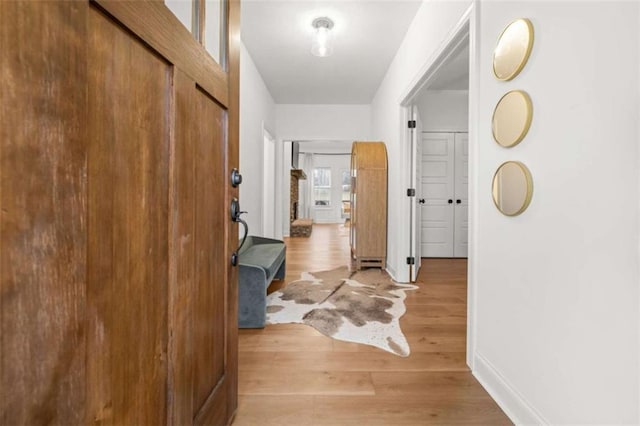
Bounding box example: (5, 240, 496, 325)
(230, 168, 243, 187)
(230, 197, 243, 221)
(418, 198, 425, 204)
(456, 199, 461, 204)
(448, 199, 453, 204)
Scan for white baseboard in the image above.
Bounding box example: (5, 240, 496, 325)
(385, 263, 398, 282)
(473, 353, 548, 426)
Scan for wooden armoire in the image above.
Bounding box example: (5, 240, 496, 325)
(350, 142, 388, 269)
(1, 2, 240, 425)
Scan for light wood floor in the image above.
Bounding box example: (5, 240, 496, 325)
(233, 224, 511, 425)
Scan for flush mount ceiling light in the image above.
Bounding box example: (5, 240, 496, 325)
(311, 17, 334, 57)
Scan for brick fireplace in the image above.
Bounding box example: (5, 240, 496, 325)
(290, 169, 306, 222)
(290, 169, 312, 237)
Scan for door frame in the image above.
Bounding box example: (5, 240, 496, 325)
(397, 2, 478, 369)
(276, 139, 353, 237)
(408, 105, 420, 281)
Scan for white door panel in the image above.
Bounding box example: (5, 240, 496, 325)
(424, 161, 449, 178)
(424, 182, 449, 199)
(454, 133, 468, 258)
(411, 107, 423, 281)
(424, 139, 449, 155)
(420, 133, 454, 257)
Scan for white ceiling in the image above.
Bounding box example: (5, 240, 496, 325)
(241, 0, 423, 104)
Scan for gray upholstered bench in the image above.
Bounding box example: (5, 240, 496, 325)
(238, 236, 286, 328)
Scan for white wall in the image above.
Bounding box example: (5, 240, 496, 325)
(473, 2, 639, 424)
(416, 90, 468, 132)
(638, 4, 640, 420)
(370, 0, 472, 281)
(262, 130, 276, 238)
(239, 42, 276, 237)
(371, 0, 639, 424)
(275, 105, 371, 237)
(275, 104, 372, 141)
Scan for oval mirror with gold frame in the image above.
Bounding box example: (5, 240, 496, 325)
(492, 90, 533, 148)
(492, 161, 533, 216)
(493, 18, 534, 81)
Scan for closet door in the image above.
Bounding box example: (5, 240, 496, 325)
(419, 132, 468, 258)
(453, 133, 469, 258)
(420, 133, 455, 257)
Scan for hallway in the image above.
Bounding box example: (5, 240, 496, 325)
(234, 224, 510, 425)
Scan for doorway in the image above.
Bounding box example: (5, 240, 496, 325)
(280, 140, 353, 237)
(398, 4, 477, 367)
(405, 32, 470, 279)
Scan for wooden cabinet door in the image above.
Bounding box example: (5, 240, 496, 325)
(1, 1, 239, 424)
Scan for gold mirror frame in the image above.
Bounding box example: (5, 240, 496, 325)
(492, 161, 533, 216)
(492, 90, 533, 148)
(493, 18, 534, 81)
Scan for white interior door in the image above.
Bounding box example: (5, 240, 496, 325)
(262, 130, 275, 238)
(454, 133, 468, 257)
(411, 106, 422, 281)
(420, 133, 455, 257)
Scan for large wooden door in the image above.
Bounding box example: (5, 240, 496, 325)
(1, 1, 240, 424)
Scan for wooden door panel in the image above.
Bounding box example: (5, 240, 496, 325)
(172, 70, 232, 426)
(87, 5, 170, 424)
(0, 2, 87, 424)
(357, 170, 387, 256)
(95, 0, 228, 107)
(193, 88, 227, 418)
(168, 69, 197, 426)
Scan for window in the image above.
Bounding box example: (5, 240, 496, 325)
(313, 168, 331, 206)
(165, 0, 227, 67)
(341, 170, 351, 218)
(341, 170, 351, 202)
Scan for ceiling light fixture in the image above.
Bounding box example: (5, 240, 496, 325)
(311, 17, 334, 57)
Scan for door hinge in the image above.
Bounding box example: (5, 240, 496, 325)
(408, 120, 416, 129)
(406, 257, 415, 265)
(407, 188, 415, 197)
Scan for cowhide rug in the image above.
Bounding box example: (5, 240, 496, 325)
(266, 266, 418, 357)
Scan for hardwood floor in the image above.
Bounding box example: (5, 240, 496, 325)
(234, 224, 511, 425)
